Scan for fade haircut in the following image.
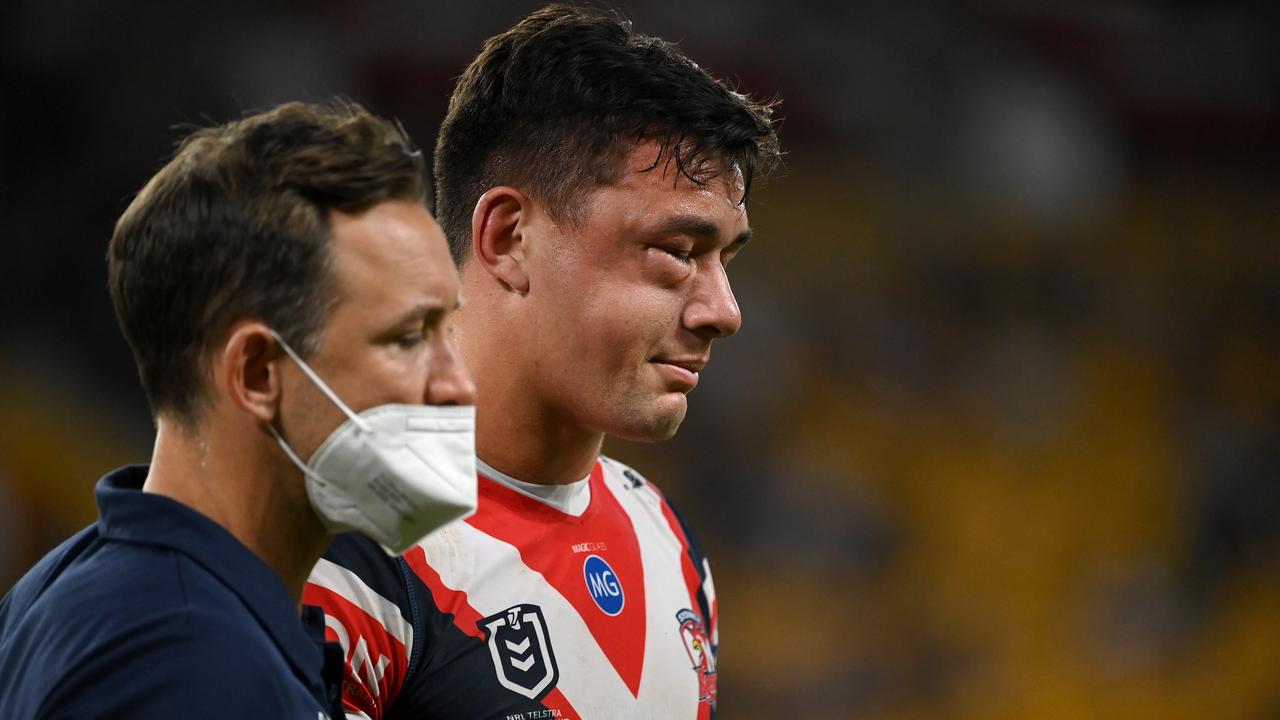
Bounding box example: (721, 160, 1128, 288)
(108, 100, 426, 427)
(434, 3, 781, 263)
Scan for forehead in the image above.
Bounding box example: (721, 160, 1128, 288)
(326, 201, 456, 318)
(580, 141, 749, 232)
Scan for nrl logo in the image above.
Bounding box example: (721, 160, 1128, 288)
(479, 604, 560, 700)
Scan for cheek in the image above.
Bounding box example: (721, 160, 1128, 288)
(533, 257, 681, 393)
(575, 288, 672, 366)
(285, 392, 347, 462)
(338, 351, 420, 407)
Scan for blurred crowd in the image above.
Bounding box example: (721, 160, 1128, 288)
(2, 2, 1277, 718)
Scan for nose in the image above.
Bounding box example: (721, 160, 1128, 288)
(424, 335, 477, 406)
(681, 261, 742, 339)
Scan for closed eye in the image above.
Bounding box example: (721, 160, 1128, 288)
(396, 331, 426, 349)
(659, 247, 695, 265)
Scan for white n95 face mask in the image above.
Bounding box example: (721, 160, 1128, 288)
(266, 330, 477, 555)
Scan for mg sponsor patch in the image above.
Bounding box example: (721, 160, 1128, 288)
(582, 554, 625, 616)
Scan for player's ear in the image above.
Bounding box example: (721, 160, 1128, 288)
(218, 320, 284, 424)
(471, 186, 530, 294)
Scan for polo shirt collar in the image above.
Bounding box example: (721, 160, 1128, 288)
(95, 465, 327, 689)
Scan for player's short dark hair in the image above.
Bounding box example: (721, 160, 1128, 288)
(108, 100, 426, 427)
(434, 3, 781, 263)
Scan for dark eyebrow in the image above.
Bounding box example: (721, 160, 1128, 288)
(388, 298, 462, 330)
(653, 215, 753, 248)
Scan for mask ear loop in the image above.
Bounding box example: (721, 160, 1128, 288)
(270, 329, 373, 434)
(267, 422, 329, 484)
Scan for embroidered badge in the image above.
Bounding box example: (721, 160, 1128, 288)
(676, 608, 717, 708)
(479, 604, 560, 700)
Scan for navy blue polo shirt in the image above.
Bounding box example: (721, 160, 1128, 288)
(0, 465, 345, 719)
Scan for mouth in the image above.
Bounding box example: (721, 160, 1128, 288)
(650, 355, 708, 391)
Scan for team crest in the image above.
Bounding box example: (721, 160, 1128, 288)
(676, 609, 717, 708)
(479, 604, 560, 700)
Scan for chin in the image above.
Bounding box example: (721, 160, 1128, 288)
(607, 398, 687, 443)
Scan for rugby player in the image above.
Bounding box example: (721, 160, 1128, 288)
(304, 6, 780, 718)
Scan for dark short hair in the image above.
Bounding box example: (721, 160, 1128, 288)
(108, 100, 426, 426)
(434, 3, 781, 263)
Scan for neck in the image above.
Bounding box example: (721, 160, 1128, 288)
(474, 393, 603, 485)
(143, 415, 329, 605)
(458, 300, 601, 485)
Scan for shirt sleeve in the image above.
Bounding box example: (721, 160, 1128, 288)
(304, 533, 418, 720)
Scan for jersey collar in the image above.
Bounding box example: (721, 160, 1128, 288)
(476, 457, 594, 517)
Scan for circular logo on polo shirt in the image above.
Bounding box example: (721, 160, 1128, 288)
(582, 554, 624, 616)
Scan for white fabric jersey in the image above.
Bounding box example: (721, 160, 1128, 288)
(304, 456, 719, 720)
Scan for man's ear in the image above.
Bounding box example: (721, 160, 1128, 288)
(471, 186, 531, 293)
(218, 321, 283, 424)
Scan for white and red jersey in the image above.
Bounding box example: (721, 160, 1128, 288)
(304, 456, 719, 720)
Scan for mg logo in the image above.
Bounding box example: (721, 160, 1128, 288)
(583, 554, 625, 616)
(479, 604, 559, 700)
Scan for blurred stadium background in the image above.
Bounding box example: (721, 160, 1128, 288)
(2, 1, 1278, 718)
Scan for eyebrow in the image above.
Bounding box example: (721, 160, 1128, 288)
(653, 214, 753, 248)
(388, 298, 463, 329)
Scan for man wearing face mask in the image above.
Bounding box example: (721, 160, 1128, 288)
(0, 100, 477, 719)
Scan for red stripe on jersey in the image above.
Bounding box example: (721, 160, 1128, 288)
(403, 545, 584, 719)
(401, 545, 485, 641)
(465, 463, 648, 697)
(303, 584, 408, 720)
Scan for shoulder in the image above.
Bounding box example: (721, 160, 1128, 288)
(3, 534, 197, 650)
(308, 533, 414, 641)
(2, 548, 297, 718)
(305, 533, 417, 719)
(7, 532, 287, 663)
(0, 525, 98, 631)
(597, 457, 721, 660)
(597, 455, 701, 546)
(38, 613, 306, 718)
(597, 453, 715, 596)
(598, 454, 658, 493)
